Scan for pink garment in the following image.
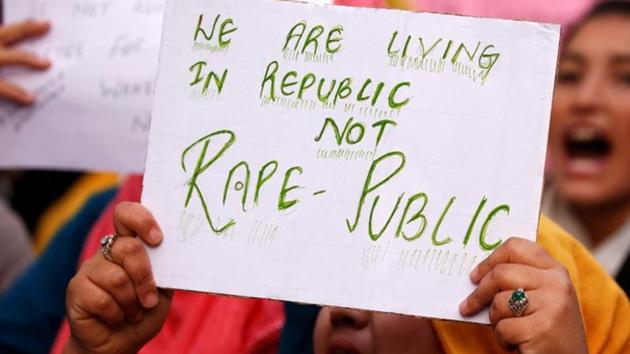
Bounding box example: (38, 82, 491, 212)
(335, 0, 595, 26)
(416, 0, 594, 26)
(51, 176, 284, 354)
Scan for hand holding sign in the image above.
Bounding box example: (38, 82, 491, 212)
(0, 20, 51, 105)
(64, 202, 588, 354)
(65, 202, 171, 354)
(459, 238, 588, 354)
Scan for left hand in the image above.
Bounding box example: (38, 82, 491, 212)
(459, 237, 588, 354)
(65, 202, 172, 354)
(0, 19, 51, 105)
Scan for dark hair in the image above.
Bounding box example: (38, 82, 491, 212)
(585, 0, 630, 20)
(564, 1, 630, 47)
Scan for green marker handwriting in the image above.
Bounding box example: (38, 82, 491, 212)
(345, 150, 508, 252)
(283, 21, 343, 55)
(181, 130, 236, 233)
(397, 248, 478, 277)
(193, 13, 238, 48)
(387, 30, 500, 83)
(260, 60, 411, 109)
(314, 116, 397, 148)
(189, 62, 228, 94)
(181, 130, 305, 233)
(189, 13, 236, 94)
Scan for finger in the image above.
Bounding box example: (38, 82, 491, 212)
(494, 316, 535, 351)
(489, 289, 539, 326)
(110, 237, 159, 309)
(133, 289, 175, 343)
(68, 274, 126, 327)
(470, 238, 557, 284)
(0, 48, 50, 69)
(85, 257, 144, 322)
(0, 80, 34, 105)
(114, 202, 163, 246)
(0, 20, 51, 46)
(460, 263, 543, 316)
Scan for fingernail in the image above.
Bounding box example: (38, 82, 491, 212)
(148, 228, 162, 244)
(144, 292, 158, 308)
(38, 57, 51, 66)
(38, 20, 51, 29)
(459, 298, 469, 316)
(470, 267, 479, 283)
(21, 93, 35, 105)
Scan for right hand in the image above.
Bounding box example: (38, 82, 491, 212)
(459, 238, 587, 354)
(0, 19, 51, 105)
(65, 202, 172, 354)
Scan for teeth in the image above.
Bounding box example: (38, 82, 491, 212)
(568, 158, 604, 174)
(570, 127, 598, 142)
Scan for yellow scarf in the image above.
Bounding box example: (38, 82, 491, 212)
(385, 0, 413, 10)
(432, 216, 630, 353)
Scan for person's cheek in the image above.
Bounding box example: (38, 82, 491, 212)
(550, 89, 570, 151)
(615, 119, 630, 192)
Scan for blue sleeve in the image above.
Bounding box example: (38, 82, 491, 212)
(0, 188, 117, 354)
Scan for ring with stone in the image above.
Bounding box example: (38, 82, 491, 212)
(508, 288, 529, 317)
(100, 234, 118, 262)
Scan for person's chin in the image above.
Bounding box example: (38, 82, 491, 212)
(557, 180, 615, 209)
(326, 334, 364, 354)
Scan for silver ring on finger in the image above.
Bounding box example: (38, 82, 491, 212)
(508, 288, 529, 317)
(100, 234, 119, 262)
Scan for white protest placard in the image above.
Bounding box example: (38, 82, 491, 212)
(142, 0, 560, 323)
(0, 0, 164, 172)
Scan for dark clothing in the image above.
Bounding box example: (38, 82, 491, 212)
(0, 188, 115, 354)
(10, 171, 81, 234)
(616, 254, 630, 297)
(279, 303, 320, 354)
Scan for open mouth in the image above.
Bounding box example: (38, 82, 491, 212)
(562, 126, 612, 175)
(565, 127, 611, 159)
